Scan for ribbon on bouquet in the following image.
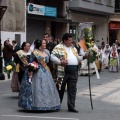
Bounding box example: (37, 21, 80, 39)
(93, 62, 100, 79)
(81, 59, 100, 79)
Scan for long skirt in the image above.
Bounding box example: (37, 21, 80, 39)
(18, 64, 61, 110)
(79, 59, 96, 75)
(109, 58, 118, 72)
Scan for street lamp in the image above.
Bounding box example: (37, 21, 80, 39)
(0, 6, 7, 80)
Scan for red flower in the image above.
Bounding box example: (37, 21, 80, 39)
(112, 52, 116, 57)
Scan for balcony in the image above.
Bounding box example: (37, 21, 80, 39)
(69, 0, 115, 15)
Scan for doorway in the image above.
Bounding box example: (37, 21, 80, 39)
(109, 30, 117, 46)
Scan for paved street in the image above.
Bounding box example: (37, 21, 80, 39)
(1, 69, 120, 120)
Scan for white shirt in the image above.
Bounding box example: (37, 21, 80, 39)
(51, 45, 83, 65)
(64, 45, 78, 65)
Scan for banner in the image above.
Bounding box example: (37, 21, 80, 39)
(78, 22, 93, 39)
(28, 3, 57, 17)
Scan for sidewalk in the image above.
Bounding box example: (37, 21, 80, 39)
(72, 69, 120, 120)
(1, 69, 120, 120)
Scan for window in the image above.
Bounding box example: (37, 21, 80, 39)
(69, 24, 78, 40)
(115, 0, 120, 12)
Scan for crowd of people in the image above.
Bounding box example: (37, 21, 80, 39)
(1, 33, 120, 113)
(78, 39, 120, 76)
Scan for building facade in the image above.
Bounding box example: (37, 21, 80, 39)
(109, 0, 120, 46)
(26, 0, 70, 44)
(1, 0, 115, 46)
(1, 0, 26, 46)
(68, 0, 115, 46)
(1, 0, 70, 45)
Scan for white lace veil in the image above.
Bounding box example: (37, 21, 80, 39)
(30, 39, 36, 51)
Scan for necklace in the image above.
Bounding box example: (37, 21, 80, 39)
(39, 49, 44, 53)
(23, 50, 29, 53)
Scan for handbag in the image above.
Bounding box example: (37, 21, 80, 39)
(11, 69, 20, 92)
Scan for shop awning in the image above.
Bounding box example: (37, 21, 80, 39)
(27, 14, 72, 23)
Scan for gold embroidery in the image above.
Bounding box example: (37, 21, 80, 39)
(15, 64, 20, 72)
(33, 49, 50, 72)
(17, 50, 29, 66)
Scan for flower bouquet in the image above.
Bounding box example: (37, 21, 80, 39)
(79, 22, 97, 63)
(86, 48, 97, 63)
(27, 61, 38, 83)
(4, 61, 15, 79)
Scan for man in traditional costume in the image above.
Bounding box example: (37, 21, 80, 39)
(51, 33, 87, 113)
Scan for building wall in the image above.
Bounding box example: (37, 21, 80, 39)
(1, 0, 26, 45)
(1, 0, 25, 32)
(69, 0, 114, 14)
(69, 12, 109, 46)
(1, 31, 26, 46)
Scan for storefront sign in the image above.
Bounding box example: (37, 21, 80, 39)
(45, 7, 57, 17)
(109, 22, 120, 30)
(28, 3, 57, 17)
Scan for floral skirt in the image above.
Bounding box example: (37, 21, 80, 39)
(18, 65, 61, 110)
(109, 58, 118, 72)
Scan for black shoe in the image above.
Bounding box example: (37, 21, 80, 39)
(105, 67, 108, 69)
(68, 108, 78, 113)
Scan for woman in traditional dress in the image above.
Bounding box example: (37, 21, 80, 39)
(102, 44, 111, 69)
(18, 39, 60, 111)
(98, 46, 103, 72)
(13, 42, 31, 84)
(109, 44, 119, 72)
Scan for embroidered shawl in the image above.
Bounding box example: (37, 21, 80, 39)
(32, 49, 50, 72)
(52, 42, 78, 78)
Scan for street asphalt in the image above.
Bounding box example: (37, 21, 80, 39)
(0, 69, 120, 120)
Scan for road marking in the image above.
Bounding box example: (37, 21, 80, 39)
(1, 115, 80, 120)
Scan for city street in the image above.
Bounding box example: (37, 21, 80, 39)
(1, 69, 120, 120)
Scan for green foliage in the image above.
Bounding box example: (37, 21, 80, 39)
(87, 49, 97, 63)
(82, 27, 97, 63)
